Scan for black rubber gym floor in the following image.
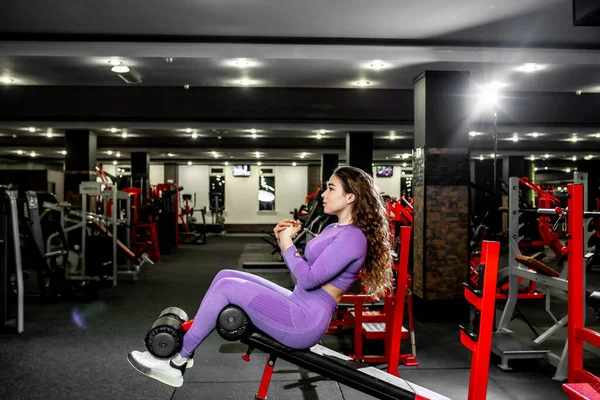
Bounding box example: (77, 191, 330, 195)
(0, 236, 592, 399)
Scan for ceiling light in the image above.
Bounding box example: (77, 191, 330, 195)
(585, 155, 594, 160)
(30, 151, 36, 157)
(316, 133, 322, 139)
(61, 150, 67, 155)
(516, 63, 544, 73)
(255, 151, 260, 158)
(469, 131, 478, 137)
(479, 155, 484, 160)
(572, 156, 577, 161)
(187, 161, 192, 166)
(239, 79, 252, 86)
(28, 127, 36, 132)
(0, 77, 14, 84)
(211, 151, 216, 156)
(16, 150, 23, 155)
(122, 132, 128, 139)
(233, 59, 252, 67)
(512, 135, 519, 142)
(185, 128, 192, 133)
(165, 58, 174, 63)
(111, 65, 130, 74)
(576, 90, 582, 95)
(571, 136, 578, 142)
(389, 131, 396, 140)
(534, 167, 538, 172)
(566, 168, 571, 173)
(251, 134, 257, 139)
(113, 160, 118, 165)
(257, 161, 262, 166)
(116, 152, 121, 158)
(530, 155, 535, 161)
(218, 136, 222, 140)
(225, 161, 229, 166)
(213, 153, 219, 158)
(545, 166, 548, 170)
(402, 153, 410, 159)
(191, 133, 198, 139)
(108, 59, 122, 66)
(355, 80, 371, 87)
(46, 132, 53, 138)
(300, 152, 306, 159)
(319, 129, 327, 134)
(250, 129, 258, 134)
(532, 132, 539, 138)
(168, 153, 175, 157)
(369, 61, 386, 69)
(110, 127, 118, 133)
(483, 81, 509, 91)
(402, 162, 407, 167)
(490, 153, 496, 158)
(107, 150, 113, 155)
(184, 84, 190, 90)
(292, 162, 297, 166)
(596, 133, 600, 138)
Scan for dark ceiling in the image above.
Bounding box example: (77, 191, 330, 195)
(0, 0, 598, 165)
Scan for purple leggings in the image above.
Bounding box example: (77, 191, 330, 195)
(180, 269, 338, 358)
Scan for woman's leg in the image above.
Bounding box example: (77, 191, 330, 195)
(180, 277, 320, 357)
(206, 269, 292, 297)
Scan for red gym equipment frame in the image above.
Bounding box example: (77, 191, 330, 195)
(562, 183, 600, 399)
(460, 240, 500, 400)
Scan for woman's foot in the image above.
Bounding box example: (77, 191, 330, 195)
(127, 351, 191, 387)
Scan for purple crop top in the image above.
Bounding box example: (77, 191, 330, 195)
(282, 223, 367, 291)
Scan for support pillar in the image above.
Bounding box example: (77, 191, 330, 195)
(164, 163, 178, 185)
(412, 71, 472, 322)
(64, 130, 97, 206)
(346, 132, 373, 175)
(131, 152, 150, 200)
(320, 154, 339, 188)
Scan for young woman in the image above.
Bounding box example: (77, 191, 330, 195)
(128, 166, 392, 387)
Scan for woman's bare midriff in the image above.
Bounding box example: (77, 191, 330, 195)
(321, 283, 345, 304)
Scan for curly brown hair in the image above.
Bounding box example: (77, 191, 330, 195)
(333, 166, 393, 299)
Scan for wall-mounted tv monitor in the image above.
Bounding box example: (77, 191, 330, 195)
(375, 165, 393, 177)
(232, 164, 251, 177)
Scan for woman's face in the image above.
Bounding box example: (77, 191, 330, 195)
(321, 174, 354, 215)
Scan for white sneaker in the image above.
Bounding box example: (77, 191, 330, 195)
(127, 351, 185, 388)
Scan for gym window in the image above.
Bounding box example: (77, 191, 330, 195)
(258, 168, 275, 211)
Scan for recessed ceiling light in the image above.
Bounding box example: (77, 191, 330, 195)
(316, 133, 322, 139)
(490, 153, 496, 158)
(16, 150, 23, 155)
(516, 63, 544, 73)
(116, 152, 121, 158)
(292, 162, 297, 166)
(576, 90, 582, 95)
(187, 161, 192, 166)
(257, 161, 262, 166)
(585, 155, 594, 160)
(47, 132, 53, 138)
(318, 129, 327, 134)
(483, 81, 510, 91)
(224, 161, 229, 166)
(596, 133, 600, 138)
(534, 167, 538, 172)
(402, 153, 410, 159)
(110, 127, 118, 133)
(479, 155, 484, 160)
(512, 135, 519, 142)
(469, 131, 478, 137)
(355, 80, 371, 87)
(566, 168, 571, 173)
(532, 132, 539, 138)
(250, 129, 257, 134)
(30, 151, 36, 157)
(255, 151, 260, 158)
(571, 136, 578, 142)
(122, 132, 128, 139)
(113, 160, 118, 165)
(213, 153, 219, 158)
(185, 128, 192, 133)
(108, 59, 122, 66)
(184, 84, 190, 90)
(369, 61, 386, 69)
(191, 133, 198, 139)
(572, 156, 577, 161)
(544, 154, 550, 158)
(251, 133, 257, 139)
(300, 152, 306, 159)
(168, 153, 175, 157)
(234, 59, 251, 67)
(61, 150, 67, 155)
(218, 136, 222, 140)
(239, 79, 252, 86)
(165, 58, 174, 63)
(545, 166, 548, 170)
(530, 155, 535, 161)
(0, 77, 14, 84)
(28, 127, 36, 132)
(107, 150, 113, 155)
(111, 65, 130, 74)
(211, 151, 216, 156)
(390, 132, 396, 140)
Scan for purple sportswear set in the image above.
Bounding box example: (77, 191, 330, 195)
(180, 223, 367, 357)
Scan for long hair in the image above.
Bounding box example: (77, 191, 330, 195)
(333, 166, 393, 299)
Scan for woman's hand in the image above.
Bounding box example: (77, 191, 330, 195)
(273, 218, 296, 242)
(279, 221, 302, 242)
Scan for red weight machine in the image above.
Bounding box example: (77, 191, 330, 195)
(121, 187, 161, 263)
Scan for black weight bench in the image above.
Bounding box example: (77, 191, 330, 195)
(217, 306, 450, 400)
